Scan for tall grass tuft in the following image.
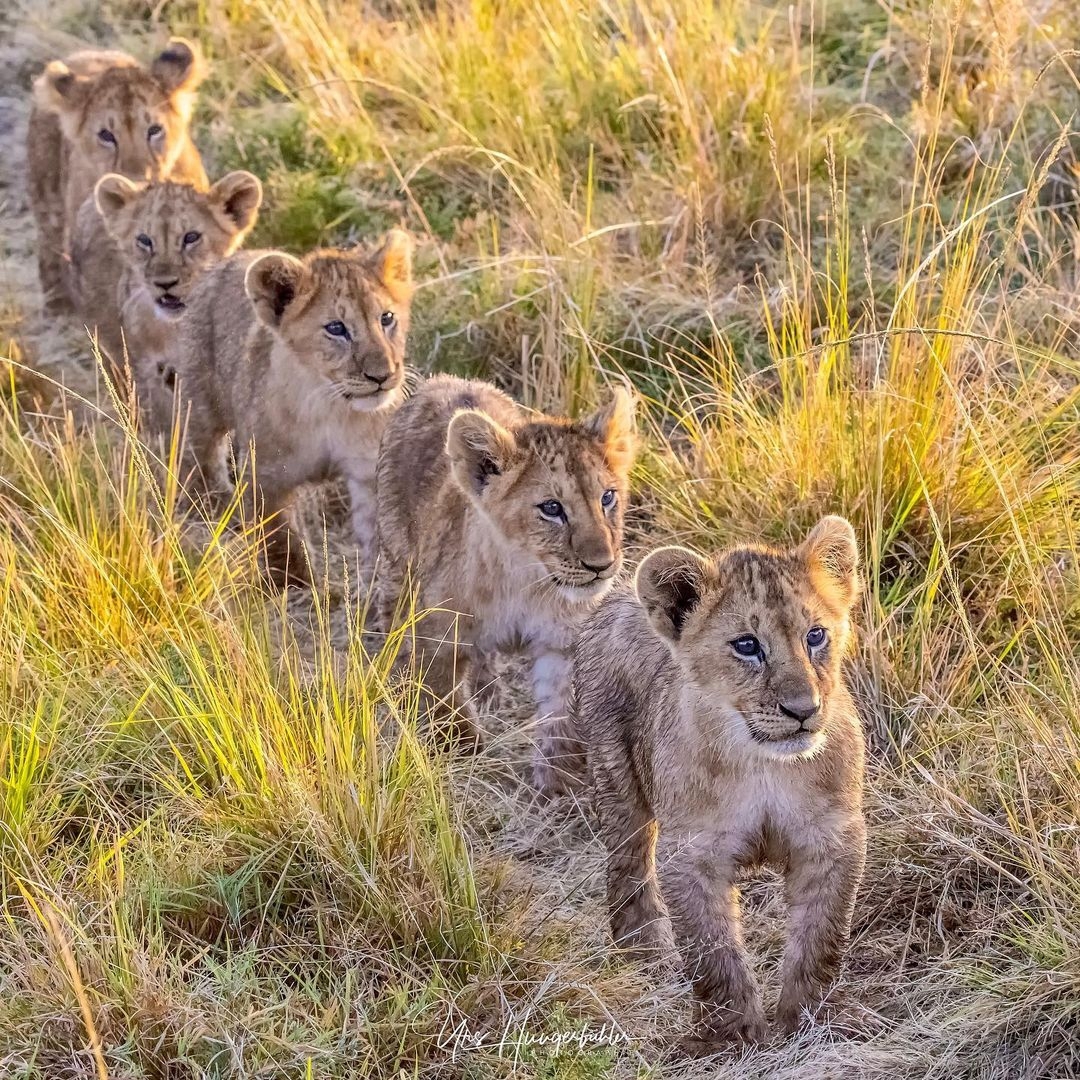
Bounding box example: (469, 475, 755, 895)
(4, 0, 1080, 1075)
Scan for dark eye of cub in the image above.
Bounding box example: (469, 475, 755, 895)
(324, 321, 350, 339)
(600, 489, 616, 509)
(732, 635, 762, 658)
(147, 123, 164, 139)
(136, 234, 153, 252)
(97, 128, 116, 146)
(380, 311, 396, 328)
(806, 626, 827, 649)
(538, 499, 564, 520)
(182, 231, 201, 247)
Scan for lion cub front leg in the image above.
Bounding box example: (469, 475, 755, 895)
(528, 647, 584, 797)
(656, 831, 768, 1047)
(239, 467, 310, 589)
(346, 472, 378, 585)
(593, 762, 673, 958)
(775, 827, 866, 1033)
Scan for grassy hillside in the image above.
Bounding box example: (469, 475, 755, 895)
(1, 0, 1078, 1077)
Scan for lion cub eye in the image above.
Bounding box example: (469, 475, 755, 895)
(538, 499, 565, 522)
(324, 321, 351, 340)
(806, 626, 827, 650)
(97, 128, 116, 146)
(135, 234, 153, 252)
(732, 635, 763, 659)
(182, 231, 202, 248)
(600, 489, 616, 509)
(147, 123, 164, 140)
(380, 311, 396, 329)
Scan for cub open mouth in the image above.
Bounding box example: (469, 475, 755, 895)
(155, 295, 185, 313)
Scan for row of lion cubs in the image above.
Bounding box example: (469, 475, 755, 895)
(27, 37, 868, 1051)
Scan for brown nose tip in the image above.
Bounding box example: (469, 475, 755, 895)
(155, 278, 179, 291)
(581, 557, 614, 575)
(779, 698, 820, 724)
(365, 371, 391, 386)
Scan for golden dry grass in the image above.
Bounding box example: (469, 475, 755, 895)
(0, 0, 1078, 1077)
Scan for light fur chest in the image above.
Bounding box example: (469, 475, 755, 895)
(657, 709, 846, 859)
(453, 518, 579, 656)
(260, 352, 390, 477)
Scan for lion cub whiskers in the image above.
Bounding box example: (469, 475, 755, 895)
(572, 517, 867, 1048)
(28, 39, 207, 313)
(68, 171, 261, 426)
(174, 232, 414, 586)
(374, 374, 636, 789)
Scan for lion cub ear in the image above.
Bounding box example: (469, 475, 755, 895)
(582, 385, 637, 474)
(209, 171, 263, 236)
(245, 253, 308, 328)
(446, 410, 517, 497)
(636, 546, 717, 644)
(800, 515, 860, 607)
(151, 38, 206, 103)
(34, 61, 91, 115)
(94, 174, 146, 219)
(370, 229, 414, 305)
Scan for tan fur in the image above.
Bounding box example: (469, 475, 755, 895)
(27, 40, 207, 312)
(174, 233, 414, 585)
(374, 374, 637, 789)
(572, 517, 867, 1047)
(68, 171, 261, 424)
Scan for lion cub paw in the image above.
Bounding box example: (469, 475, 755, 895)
(681, 1008, 769, 1054)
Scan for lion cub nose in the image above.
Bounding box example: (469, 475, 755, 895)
(581, 557, 615, 575)
(779, 696, 821, 724)
(365, 371, 391, 386)
(155, 277, 180, 292)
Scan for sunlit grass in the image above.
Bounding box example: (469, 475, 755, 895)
(3, 0, 1080, 1075)
(0, 378, 615, 1075)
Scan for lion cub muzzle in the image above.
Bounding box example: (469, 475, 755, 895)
(339, 346, 401, 405)
(574, 516, 868, 1045)
(147, 261, 185, 313)
(751, 666, 827, 755)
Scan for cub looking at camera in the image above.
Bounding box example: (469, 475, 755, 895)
(572, 517, 867, 1048)
(374, 374, 636, 791)
(69, 171, 261, 424)
(175, 232, 413, 585)
(28, 39, 207, 312)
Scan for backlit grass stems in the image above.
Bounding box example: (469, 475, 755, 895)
(0, 391, 507, 1073)
(2, 0, 1080, 1075)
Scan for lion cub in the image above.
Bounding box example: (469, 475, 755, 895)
(374, 374, 636, 789)
(28, 39, 207, 312)
(175, 232, 414, 584)
(573, 517, 867, 1047)
(68, 171, 261, 423)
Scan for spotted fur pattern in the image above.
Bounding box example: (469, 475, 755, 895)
(27, 40, 207, 311)
(572, 517, 867, 1047)
(175, 234, 414, 586)
(69, 172, 261, 424)
(374, 373, 637, 789)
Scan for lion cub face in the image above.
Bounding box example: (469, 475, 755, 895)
(637, 516, 860, 760)
(446, 391, 637, 601)
(35, 39, 204, 183)
(94, 172, 262, 316)
(243, 233, 414, 411)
